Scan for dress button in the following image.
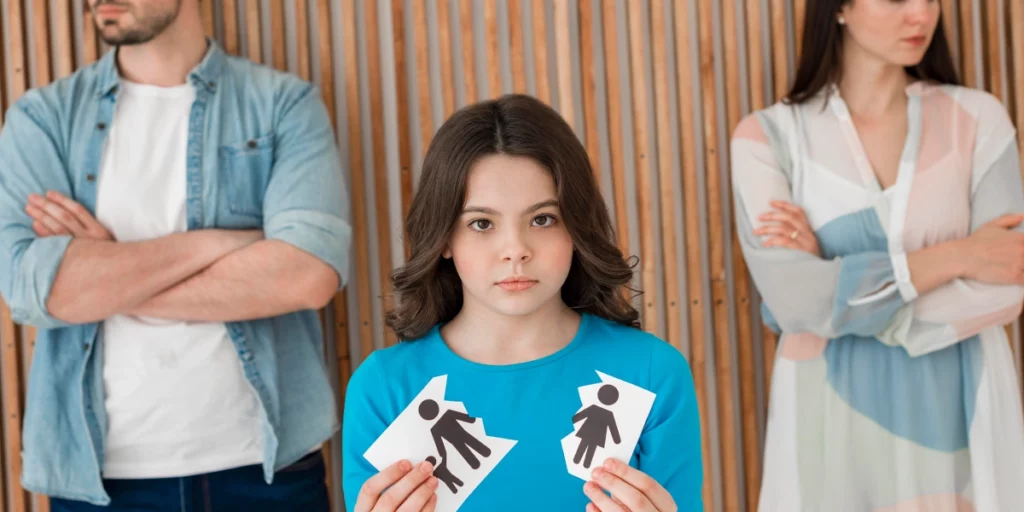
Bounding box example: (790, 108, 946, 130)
(96, 122, 106, 130)
(86, 174, 96, 182)
(247, 140, 257, 149)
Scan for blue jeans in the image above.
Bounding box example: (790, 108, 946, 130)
(50, 452, 330, 511)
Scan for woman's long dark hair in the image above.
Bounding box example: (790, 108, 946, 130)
(386, 94, 640, 341)
(786, 0, 960, 104)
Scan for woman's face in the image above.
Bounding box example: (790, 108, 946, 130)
(840, 0, 941, 68)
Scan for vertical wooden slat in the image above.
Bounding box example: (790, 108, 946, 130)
(340, 0, 376, 360)
(674, 4, 710, 507)
(459, 0, 478, 104)
(53, 0, 73, 79)
(314, 2, 352, 505)
(508, 0, 527, 93)
(697, 0, 740, 508)
(626, 0, 657, 337)
(553, 1, 574, 130)
(741, 0, 766, 508)
(1013, 0, 1024, 133)
(723, 0, 760, 509)
(31, 0, 52, 86)
(959, 0, 977, 88)
(794, 0, 806, 56)
(413, 0, 433, 159)
(983, 0, 1002, 99)
(363, 0, 397, 348)
(295, 0, 311, 80)
(223, 0, 240, 55)
(649, 0, 681, 352)
(82, 5, 99, 65)
(436, 0, 456, 117)
(8, 0, 28, 102)
(601, 1, 629, 266)
(390, 0, 412, 249)
(531, 0, 550, 104)
(1013, 0, 1024, 182)
(1, 303, 28, 512)
(270, 0, 287, 70)
(769, 0, 788, 101)
(200, 0, 215, 37)
(578, 0, 600, 185)
(245, 0, 262, 64)
(483, 0, 501, 99)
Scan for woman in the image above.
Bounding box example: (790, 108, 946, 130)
(731, 0, 1024, 509)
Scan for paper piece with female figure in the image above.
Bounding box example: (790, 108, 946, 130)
(363, 375, 517, 511)
(561, 371, 656, 481)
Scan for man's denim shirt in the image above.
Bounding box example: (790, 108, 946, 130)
(0, 41, 352, 505)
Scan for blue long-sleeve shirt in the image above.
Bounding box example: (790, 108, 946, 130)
(342, 313, 704, 511)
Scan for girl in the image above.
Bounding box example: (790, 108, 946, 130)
(342, 95, 703, 511)
(731, 0, 1024, 509)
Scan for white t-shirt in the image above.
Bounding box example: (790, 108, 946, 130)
(95, 80, 264, 479)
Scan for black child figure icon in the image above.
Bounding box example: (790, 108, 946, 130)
(572, 384, 622, 469)
(425, 456, 464, 494)
(419, 399, 492, 472)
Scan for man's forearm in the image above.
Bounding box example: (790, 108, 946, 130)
(46, 230, 261, 323)
(128, 240, 339, 322)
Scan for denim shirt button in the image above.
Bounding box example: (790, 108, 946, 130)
(86, 174, 96, 182)
(96, 122, 106, 130)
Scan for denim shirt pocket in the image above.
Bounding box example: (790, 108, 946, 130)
(218, 133, 275, 220)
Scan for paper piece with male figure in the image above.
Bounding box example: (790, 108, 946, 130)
(561, 370, 657, 481)
(363, 375, 517, 512)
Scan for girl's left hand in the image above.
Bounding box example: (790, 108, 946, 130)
(584, 458, 677, 512)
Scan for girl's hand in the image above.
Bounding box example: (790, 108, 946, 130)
(753, 200, 821, 257)
(584, 458, 677, 512)
(354, 459, 438, 512)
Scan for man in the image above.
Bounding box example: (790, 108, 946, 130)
(0, 0, 351, 509)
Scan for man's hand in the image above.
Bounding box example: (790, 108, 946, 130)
(26, 191, 113, 240)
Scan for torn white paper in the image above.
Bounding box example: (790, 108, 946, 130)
(363, 375, 517, 511)
(561, 370, 657, 481)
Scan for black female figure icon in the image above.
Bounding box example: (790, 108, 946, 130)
(571, 384, 621, 469)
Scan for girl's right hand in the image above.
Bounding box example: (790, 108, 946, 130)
(959, 214, 1024, 285)
(354, 459, 438, 512)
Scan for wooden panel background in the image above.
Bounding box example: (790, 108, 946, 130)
(0, 1, 1021, 511)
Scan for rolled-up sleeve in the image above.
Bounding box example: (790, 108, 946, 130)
(263, 83, 352, 289)
(0, 99, 76, 329)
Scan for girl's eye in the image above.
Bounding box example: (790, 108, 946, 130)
(469, 219, 493, 231)
(532, 214, 558, 227)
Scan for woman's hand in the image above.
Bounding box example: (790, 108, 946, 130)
(957, 213, 1024, 285)
(753, 200, 820, 257)
(584, 458, 677, 512)
(354, 459, 438, 512)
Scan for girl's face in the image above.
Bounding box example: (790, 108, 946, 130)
(444, 154, 575, 319)
(840, 0, 941, 68)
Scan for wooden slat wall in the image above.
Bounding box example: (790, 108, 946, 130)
(0, 2, 1021, 511)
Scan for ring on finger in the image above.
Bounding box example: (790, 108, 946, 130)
(790, 230, 799, 240)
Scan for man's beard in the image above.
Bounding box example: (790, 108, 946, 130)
(94, 1, 181, 46)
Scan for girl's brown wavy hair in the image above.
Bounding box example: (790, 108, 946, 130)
(385, 94, 639, 340)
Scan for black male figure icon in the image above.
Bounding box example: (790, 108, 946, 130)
(571, 384, 622, 469)
(419, 399, 493, 471)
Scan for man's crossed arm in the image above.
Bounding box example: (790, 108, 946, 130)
(29, 191, 339, 324)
